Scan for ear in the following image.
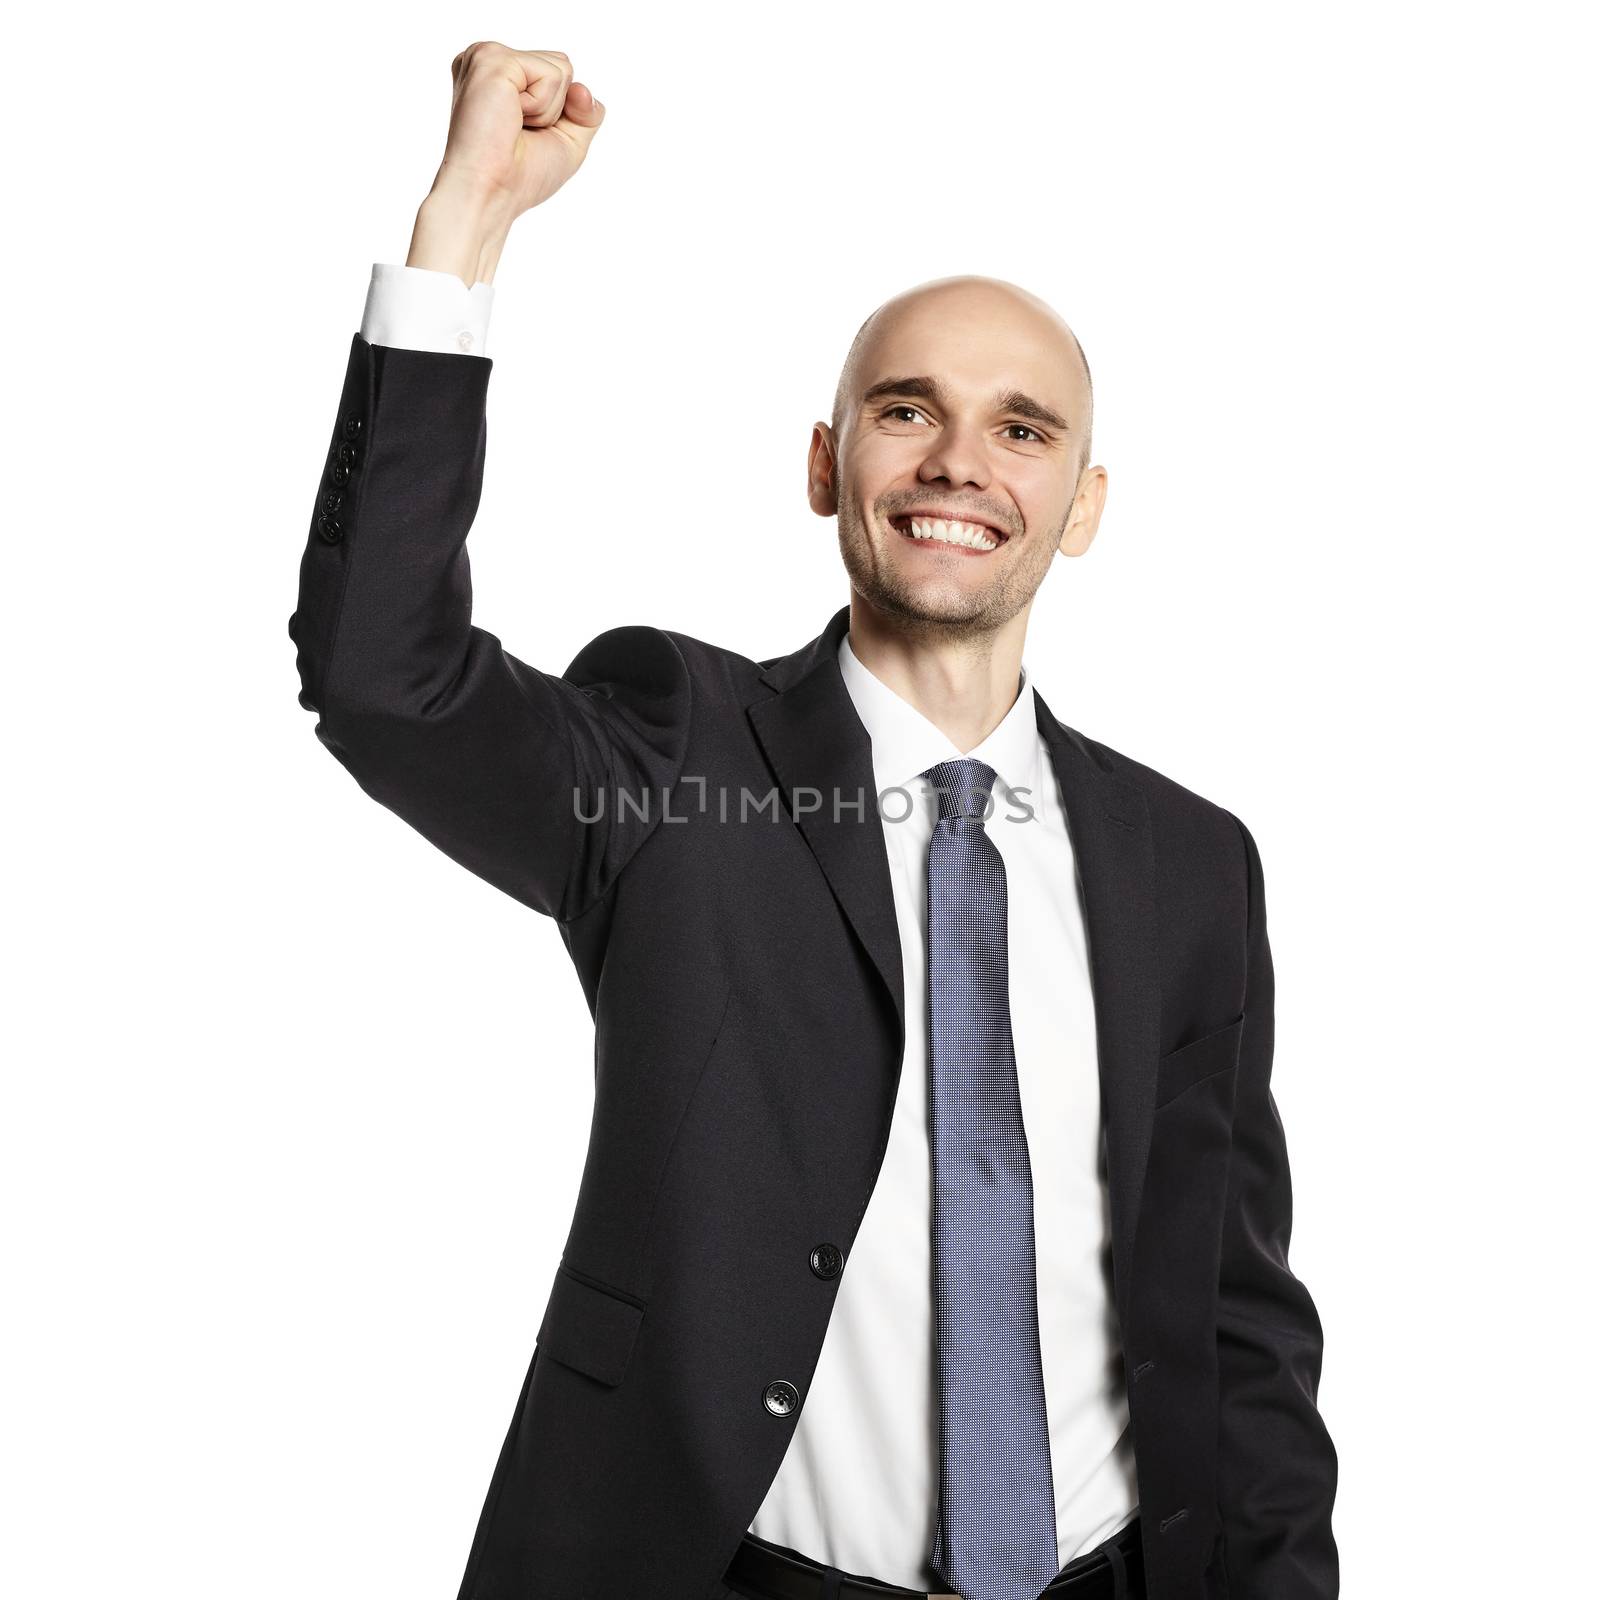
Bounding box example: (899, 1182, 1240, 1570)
(1056, 463, 1108, 558)
(808, 423, 840, 517)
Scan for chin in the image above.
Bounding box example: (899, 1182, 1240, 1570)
(841, 538, 1007, 632)
(873, 578, 1003, 633)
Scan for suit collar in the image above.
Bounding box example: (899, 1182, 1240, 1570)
(750, 605, 1162, 1308)
(750, 605, 906, 1042)
(755, 602, 854, 693)
(1033, 689, 1163, 1306)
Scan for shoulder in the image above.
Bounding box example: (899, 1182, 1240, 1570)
(561, 622, 774, 702)
(1059, 720, 1254, 878)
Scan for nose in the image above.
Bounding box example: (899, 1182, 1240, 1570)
(916, 416, 991, 492)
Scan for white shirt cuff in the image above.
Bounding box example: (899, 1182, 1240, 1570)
(360, 262, 495, 358)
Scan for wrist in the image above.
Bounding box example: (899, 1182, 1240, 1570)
(407, 179, 516, 288)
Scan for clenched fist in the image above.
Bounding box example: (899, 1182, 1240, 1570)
(407, 42, 606, 286)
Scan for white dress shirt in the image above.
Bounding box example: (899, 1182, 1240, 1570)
(359, 264, 1139, 1588)
(360, 262, 496, 357)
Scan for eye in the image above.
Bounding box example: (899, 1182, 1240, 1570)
(1004, 422, 1044, 442)
(883, 404, 930, 425)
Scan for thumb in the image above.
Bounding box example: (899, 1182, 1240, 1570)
(559, 80, 606, 143)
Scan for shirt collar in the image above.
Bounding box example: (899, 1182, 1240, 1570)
(837, 630, 1041, 807)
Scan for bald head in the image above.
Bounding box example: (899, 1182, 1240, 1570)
(830, 276, 1094, 475)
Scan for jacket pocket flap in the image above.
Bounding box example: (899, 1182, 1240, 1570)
(1155, 1014, 1245, 1108)
(536, 1263, 646, 1387)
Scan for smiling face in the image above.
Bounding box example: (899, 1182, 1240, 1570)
(809, 277, 1107, 639)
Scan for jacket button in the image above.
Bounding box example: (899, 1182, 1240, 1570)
(809, 1243, 842, 1279)
(342, 413, 363, 441)
(763, 1380, 800, 1417)
(317, 514, 344, 545)
(329, 462, 351, 488)
(321, 490, 343, 514)
(333, 440, 360, 470)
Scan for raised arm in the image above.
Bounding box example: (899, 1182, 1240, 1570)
(289, 44, 692, 921)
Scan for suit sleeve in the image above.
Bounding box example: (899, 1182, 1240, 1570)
(1215, 814, 1340, 1597)
(288, 333, 692, 921)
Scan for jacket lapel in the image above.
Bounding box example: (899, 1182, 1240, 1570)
(749, 607, 1161, 1305)
(1034, 691, 1162, 1308)
(747, 605, 907, 1048)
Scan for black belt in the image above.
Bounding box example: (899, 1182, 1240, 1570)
(725, 1515, 1143, 1600)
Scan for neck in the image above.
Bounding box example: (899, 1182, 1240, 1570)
(845, 592, 1029, 754)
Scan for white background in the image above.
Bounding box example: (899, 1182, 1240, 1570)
(4, 3, 1595, 1594)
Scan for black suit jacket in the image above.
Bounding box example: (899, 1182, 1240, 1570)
(290, 334, 1339, 1600)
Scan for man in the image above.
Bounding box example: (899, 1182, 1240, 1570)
(289, 41, 1338, 1600)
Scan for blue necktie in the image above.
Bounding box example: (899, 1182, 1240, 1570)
(922, 757, 1060, 1600)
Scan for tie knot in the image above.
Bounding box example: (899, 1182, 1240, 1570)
(920, 757, 1000, 826)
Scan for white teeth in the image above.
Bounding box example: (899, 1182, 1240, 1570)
(905, 516, 1000, 551)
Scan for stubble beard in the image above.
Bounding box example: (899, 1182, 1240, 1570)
(835, 498, 1061, 644)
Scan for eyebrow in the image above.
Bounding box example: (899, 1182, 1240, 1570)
(859, 374, 1070, 433)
